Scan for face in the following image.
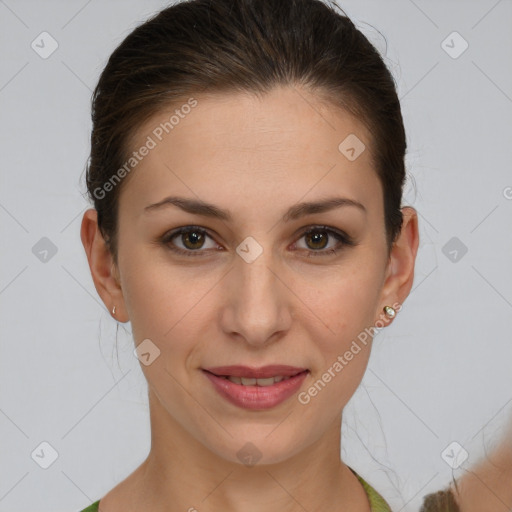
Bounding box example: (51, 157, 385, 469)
(83, 85, 415, 466)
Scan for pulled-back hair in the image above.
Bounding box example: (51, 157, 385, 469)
(84, 0, 406, 265)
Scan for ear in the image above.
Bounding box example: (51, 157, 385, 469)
(80, 208, 128, 322)
(376, 206, 419, 326)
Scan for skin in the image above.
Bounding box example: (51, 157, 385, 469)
(451, 415, 512, 512)
(81, 85, 419, 512)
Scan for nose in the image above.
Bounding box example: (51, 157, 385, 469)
(219, 249, 293, 347)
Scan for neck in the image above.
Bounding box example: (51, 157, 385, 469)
(122, 389, 370, 512)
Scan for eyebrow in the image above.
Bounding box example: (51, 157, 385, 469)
(143, 195, 366, 221)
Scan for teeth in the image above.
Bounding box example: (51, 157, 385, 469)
(225, 375, 292, 386)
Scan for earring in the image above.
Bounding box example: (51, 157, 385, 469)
(383, 305, 396, 319)
(112, 305, 116, 316)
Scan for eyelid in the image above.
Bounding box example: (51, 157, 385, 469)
(161, 225, 221, 255)
(160, 224, 355, 257)
(291, 225, 355, 257)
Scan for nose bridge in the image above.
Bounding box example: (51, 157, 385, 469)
(238, 249, 276, 300)
(222, 242, 291, 344)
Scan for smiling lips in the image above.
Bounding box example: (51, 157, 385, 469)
(202, 365, 309, 409)
(205, 364, 307, 377)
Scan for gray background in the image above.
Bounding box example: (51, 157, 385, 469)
(1, 0, 511, 511)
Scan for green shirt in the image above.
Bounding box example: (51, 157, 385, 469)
(77, 467, 392, 511)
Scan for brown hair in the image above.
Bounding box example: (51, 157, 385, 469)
(420, 488, 461, 512)
(83, 0, 407, 266)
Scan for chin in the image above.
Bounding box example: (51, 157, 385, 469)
(202, 428, 311, 468)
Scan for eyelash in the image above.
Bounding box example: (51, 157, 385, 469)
(160, 225, 356, 258)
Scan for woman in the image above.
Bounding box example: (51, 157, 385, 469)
(78, 0, 465, 510)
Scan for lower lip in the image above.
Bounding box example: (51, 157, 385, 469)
(203, 370, 309, 410)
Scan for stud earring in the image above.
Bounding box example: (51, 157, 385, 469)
(112, 305, 116, 316)
(383, 305, 396, 319)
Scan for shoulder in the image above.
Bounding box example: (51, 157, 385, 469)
(348, 467, 393, 512)
(77, 500, 100, 512)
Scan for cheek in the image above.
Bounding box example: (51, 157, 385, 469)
(118, 246, 181, 344)
(299, 258, 384, 408)
(120, 250, 217, 360)
(301, 274, 378, 412)
(309, 258, 384, 346)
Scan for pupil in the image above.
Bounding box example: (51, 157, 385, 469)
(308, 231, 327, 249)
(185, 231, 203, 249)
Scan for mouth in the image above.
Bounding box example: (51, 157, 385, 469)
(212, 374, 302, 386)
(205, 370, 308, 387)
(202, 365, 309, 410)
(203, 364, 308, 381)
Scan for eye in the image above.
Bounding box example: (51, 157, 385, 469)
(160, 225, 355, 258)
(293, 226, 355, 258)
(161, 226, 219, 256)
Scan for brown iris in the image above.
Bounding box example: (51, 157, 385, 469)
(304, 229, 329, 250)
(181, 230, 205, 250)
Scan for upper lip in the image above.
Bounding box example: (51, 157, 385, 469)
(203, 365, 308, 379)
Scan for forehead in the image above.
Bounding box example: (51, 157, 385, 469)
(118, 86, 382, 222)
